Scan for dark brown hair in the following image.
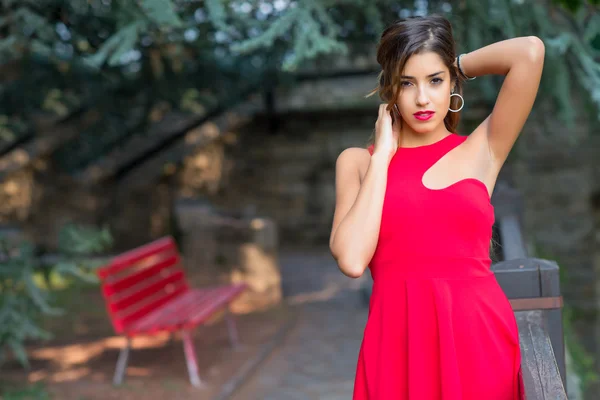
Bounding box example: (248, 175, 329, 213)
(365, 15, 464, 145)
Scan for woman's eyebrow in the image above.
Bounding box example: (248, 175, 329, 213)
(400, 71, 445, 79)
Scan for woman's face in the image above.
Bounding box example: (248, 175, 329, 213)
(394, 51, 453, 134)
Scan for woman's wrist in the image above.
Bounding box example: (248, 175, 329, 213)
(370, 150, 392, 166)
(457, 53, 476, 80)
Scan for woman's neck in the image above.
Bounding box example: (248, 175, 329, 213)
(395, 124, 453, 148)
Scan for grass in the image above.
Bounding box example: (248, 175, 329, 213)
(0, 383, 51, 400)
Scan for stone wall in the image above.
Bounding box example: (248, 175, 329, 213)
(0, 158, 173, 252)
(200, 111, 372, 244)
(0, 169, 34, 224)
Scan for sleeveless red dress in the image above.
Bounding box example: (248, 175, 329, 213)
(355, 133, 523, 399)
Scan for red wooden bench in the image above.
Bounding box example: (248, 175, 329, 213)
(96, 236, 247, 387)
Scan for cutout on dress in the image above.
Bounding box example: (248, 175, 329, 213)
(421, 141, 491, 197)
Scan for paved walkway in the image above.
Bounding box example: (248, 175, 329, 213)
(231, 247, 369, 400)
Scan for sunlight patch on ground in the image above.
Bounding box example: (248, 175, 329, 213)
(286, 282, 342, 305)
(52, 367, 91, 382)
(30, 333, 172, 368)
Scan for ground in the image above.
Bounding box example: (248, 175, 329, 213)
(230, 291, 366, 400)
(0, 246, 369, 400)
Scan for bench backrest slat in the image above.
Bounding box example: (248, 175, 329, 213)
(102, 253, 180, 297)
(97, 236, 189, 333)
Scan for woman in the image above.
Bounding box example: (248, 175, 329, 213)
(329, 15, 544, 400)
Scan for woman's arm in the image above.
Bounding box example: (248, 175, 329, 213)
(459, 37, 545, 167)
(329, 148, 389, 278)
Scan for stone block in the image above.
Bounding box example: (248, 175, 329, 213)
(229, 242, 282, 314)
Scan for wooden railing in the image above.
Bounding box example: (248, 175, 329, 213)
(491, 181, 568, 399)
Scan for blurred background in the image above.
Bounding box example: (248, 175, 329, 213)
(0, 0, 599, 399)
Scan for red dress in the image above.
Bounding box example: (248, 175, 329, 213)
(355, 133, 523, 399)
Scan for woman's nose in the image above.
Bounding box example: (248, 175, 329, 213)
(416, 88, 430, 106)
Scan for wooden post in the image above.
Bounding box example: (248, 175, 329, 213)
(492, 258, 566, 389)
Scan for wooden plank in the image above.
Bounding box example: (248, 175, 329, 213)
(97, 237, 176, 279)
(509, 296, 563, 311)
(538, 260, 566, 388)
(494, 258, 567, 390)
(113, 284, 188, 333)
(102, 254, 180, 296)
(133, 288, 216, 331)
(107, 270, 186, 313)
(516, 310, 568, 399)
(517, 311, 544, 399)
(183, 285, 247, 328)
(127, 284, 247, 334)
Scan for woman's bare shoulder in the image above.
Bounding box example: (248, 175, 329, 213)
(336, 147, 371, 181)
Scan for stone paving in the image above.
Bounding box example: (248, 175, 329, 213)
(231, 247, 370, 400)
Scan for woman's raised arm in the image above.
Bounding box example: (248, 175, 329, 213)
(459, 37, 545, 167)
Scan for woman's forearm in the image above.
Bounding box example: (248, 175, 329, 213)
(330, 153, 389, 278)
(458, 36, 545, 77)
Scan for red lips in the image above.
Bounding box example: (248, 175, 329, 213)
(413, 110, 435, 121)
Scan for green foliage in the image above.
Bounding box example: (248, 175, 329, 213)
(0, 224, 113, 369)
(84, 21, 146, 69)
(53, 224, 113, 283)
(563, 305, 600, 393)
(0, 0, 599, 172)
(0, 239, 54, 368)
(445, 0, 600, 127)
(552, 0, 600, 12)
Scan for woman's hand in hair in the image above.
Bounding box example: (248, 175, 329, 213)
(373, 103, 399, 163)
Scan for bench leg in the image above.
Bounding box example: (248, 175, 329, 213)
(113, 337, 131, 386)
(225, 307, 241, 349)
(181, 330, 204, 388)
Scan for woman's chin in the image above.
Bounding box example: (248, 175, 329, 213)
(408, 124, 436, 135)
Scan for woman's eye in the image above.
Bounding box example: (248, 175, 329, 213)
(400, 81, 412, 87)
(432, 78, 443, 84)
